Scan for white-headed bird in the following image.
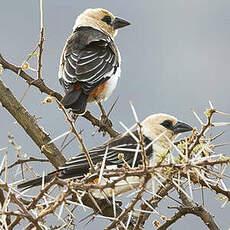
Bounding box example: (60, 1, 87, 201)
(58, 8, 130, 114)
(18, 113, 192, 197)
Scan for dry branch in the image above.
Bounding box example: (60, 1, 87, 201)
(37, 26, 44, 80)
(0, 53, 62, 100)
(134, 180, 174, 228)
(56, 99, 96, 173)
(0, 157, 48, 176)
(162, 190, 220, 230)
(157, 203, 219, 230)
(105, 175, 150, 230)
(83, 111, 119, 137)
(0, 79, 66, 168)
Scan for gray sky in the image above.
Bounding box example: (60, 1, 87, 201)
(1, 0, 230, 229)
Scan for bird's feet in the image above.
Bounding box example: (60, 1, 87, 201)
(70, 111, 79, 122)
(99, 113, 113, 136)
(96, 101, 114, 136)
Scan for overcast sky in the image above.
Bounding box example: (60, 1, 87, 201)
(1, 0, 230, 229)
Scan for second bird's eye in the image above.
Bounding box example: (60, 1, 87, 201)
(160, 120, 173, 130)
(101, 15, 112, 25)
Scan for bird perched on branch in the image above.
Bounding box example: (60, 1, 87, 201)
(58, 8, 130, 115)
(18, 113, 192, 197)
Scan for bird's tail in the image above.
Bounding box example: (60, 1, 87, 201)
(61, 89, 88, 114)
(17, 171, 60, 189)
(17, 168, 86, 190)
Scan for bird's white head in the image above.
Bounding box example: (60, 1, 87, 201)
(73, 8, 130, 38)
(142, 113, 193, 151)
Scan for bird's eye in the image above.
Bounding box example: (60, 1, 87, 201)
(160, 120, 173, 130)
(101, 15, 112, 25)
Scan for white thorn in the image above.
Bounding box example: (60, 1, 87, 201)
(192, 110, 204, 125)
(129, 101, 139, 122)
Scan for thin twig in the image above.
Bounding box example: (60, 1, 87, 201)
(37, 0, 44, 80)
(0, 157, 48, 176)
(55, 99, 95, 173)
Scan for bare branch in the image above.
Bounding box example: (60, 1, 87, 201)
(0, 79, 66, 168)
(37, 0, 44, 80)
(105, 175, 150, 230)
(134, 180, 174, 228)
(37, 27, 44, 80)
(83, 111, 119, 138)
(157, 204, 219, 230)
(0, 157, 48, 176)
(56, 99, 95, 173)
(0, 53, 62, 100)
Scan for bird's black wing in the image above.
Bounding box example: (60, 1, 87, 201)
(60, 27, 119, 94)
(17, 132, 153, 189)
(59, 131, 153, 179)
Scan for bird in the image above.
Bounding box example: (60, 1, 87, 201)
(58, 8, 130, 115)
(17, 113, 193, 198)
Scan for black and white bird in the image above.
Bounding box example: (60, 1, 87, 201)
(18, 113, 192, 197)
(58, 8, 130, 114)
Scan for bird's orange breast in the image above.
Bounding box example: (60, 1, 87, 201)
(88, 82, 108, 102)
(73, 81, 108, 103)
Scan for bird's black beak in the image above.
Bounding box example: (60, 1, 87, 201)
(173, 121, 193, 134)
(112, 17, 130, 29)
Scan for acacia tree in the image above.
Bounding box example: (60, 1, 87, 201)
(0, 2, 230, 230)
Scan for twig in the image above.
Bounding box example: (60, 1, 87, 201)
(166, 189, 220, 230)
(134, 180, 174, 229)
(0, 53, 62, 100)
(10, 192, 43, 230)
(157, 203, 219, 230)
(188, 109, 216, 156)
(8, 216, 21, 230)
(107, 96, 119, 118)
(137, 122, 148, 169)
(37, 0, 44, 80)
(37, 189, 71, 220)
(0, 157, 48, 176)
(83, 111, 119, 138)
(55, 99, 95, 173)
(0, 189, 11, 226)
(27, 177, 61, 210)
(188, 173, 230, 200)
(105, 175, 150, 230)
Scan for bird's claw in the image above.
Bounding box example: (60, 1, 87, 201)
(98, 114, 113, 136)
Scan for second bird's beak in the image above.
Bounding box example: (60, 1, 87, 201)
(112, 17, 130, 29)
(173, 121, 193, 134)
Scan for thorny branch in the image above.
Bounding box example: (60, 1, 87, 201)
(0, 53, 62, 100)
(134, 180, 174, 228)
(1, 102, 230, 229)
(0, 157, 48, 176)
(55, 99, 96, 173)
(0, 5, 230, 229)
(156, 189, 219, 230)
(157, 203, 219, 230)
(105, 175, 151, 230)
(187, 108, 216, 156)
